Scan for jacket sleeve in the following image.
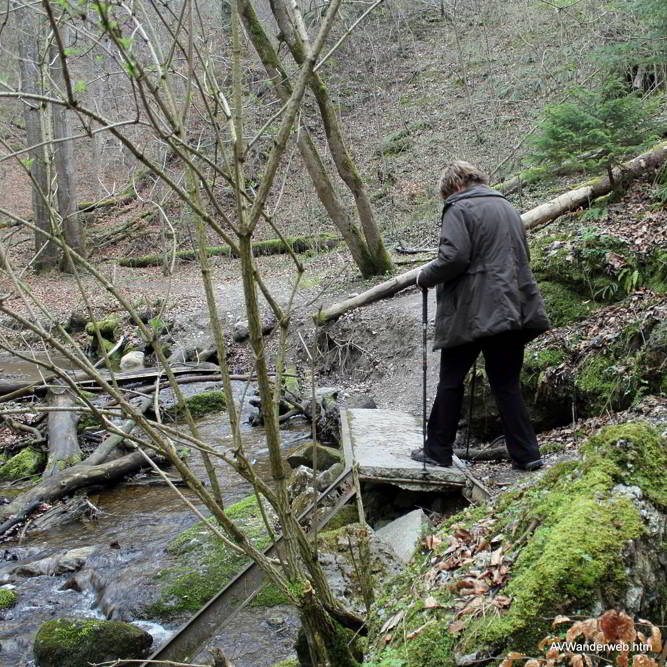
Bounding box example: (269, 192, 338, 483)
(418, 205, 471, 288)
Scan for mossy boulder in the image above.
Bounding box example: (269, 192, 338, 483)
(366, 422, 667, 665)
(0, 588, 17, 609)
(531, 228, 633, 301)
(0, 447, 45, 481)
(85, 316, 119, 340)
(33, 617, 152, 667)
(145, 494, 275, 618)
(531, 225, 667, 303)
(286, 442, 342, 470)
(538, 280, 597, 327)
(168, 390, 226, 421)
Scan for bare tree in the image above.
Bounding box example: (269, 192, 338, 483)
(239, 0, 392, 278)
(14, 1, 58, 271)
(0, 0, 364, 662)
(270, 0, 394, 276)
(48, 23, 86, 270)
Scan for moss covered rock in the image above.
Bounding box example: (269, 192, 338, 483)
(538, 280, 597, 327)
(145, 494, 275, 618)
(0, 588, 17, 609)
(0, 447, 45, 481)
(286, 442, 342, 470)
(169, 390, 226, 421)
(366, 422, 667, 666)
(33, 617, 152, 667)
(85, 316, 119, 340)
(531, 228, 632, 301)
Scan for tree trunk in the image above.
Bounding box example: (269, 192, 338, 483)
(313, 141, 667, 323)
(300, 589, 360, 666)
(238, 0, 379, 277)
(50, 33, 86, 271)
(15, 5, 58, 271)
(269, 0, 394, 275)
(44, 386, 82, 477)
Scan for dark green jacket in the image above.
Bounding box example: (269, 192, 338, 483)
(419, 185, 550, 349)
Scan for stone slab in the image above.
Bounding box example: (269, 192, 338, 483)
(376, 509, 432, 563)
(341, 409, 466, 490)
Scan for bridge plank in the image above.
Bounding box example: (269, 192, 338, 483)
(341, 409, 467, 489)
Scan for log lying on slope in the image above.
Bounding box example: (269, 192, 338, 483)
(522, 141, 667, 228)
(313, 141, 667, 325)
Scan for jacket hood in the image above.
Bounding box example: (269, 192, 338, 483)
(444, 184, 506, 206)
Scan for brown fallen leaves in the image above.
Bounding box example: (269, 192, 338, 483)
(498, 610, 664, 667)
(421, 517, 513, 636)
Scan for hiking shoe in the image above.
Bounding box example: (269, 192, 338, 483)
(511, 459, 544, 471)
(410, 448, 453, 467)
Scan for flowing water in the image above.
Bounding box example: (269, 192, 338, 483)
(0, 354, 307, 666)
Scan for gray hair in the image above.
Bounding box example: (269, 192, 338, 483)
(438, 160, 489, 199)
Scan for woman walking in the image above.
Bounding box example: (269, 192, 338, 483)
(412, 161, 550, 471)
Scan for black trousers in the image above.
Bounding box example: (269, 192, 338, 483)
(426, 331, 541, 466)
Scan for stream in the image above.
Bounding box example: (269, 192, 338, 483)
(0, 354, 307, 666)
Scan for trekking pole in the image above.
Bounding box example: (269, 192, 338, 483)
(421, 286, 428, 477)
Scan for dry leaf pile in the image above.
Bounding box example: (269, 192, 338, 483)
(499, 610, 665, 667)
(397, 517, 516, 640)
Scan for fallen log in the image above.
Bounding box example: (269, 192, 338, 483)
(44, 387, 82, 477)
(0, 361, 221, 400)
(0, 450, 154, 529)
(0, 396, 154, 531)
(523, 141, 667, 229)
(313, 267, 421, 325)
(118, 232, 340, 267)
(313, 141, 667, 324)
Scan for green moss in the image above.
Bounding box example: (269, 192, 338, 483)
(531, 228, 634, 302)
(323, 504, 359, 531)
(57, 455, 82, 471)
(539, 441, 566, 454)
(283, 365, 300, 396)
(379, 130, 412, 156)
(270, 660, 299, 667)
(77, 412, 102, 431)
(85, 316, 119, 339)
(251, 583, 291, 607)
(582, 423, 667, 508)
(33, 617, 152, 667)
(171, 390, 226, 420)
(0, 588, 18, 609)
(0, 447, 45, 481)
(146, 495, 273, 618)
(574, 353, 628, 415)
(538, 281, 596, 327)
